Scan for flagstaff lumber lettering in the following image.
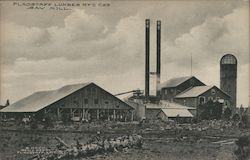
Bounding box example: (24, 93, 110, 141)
(13, 2, 110, 10)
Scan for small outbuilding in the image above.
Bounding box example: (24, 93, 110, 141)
(157, 108, 194, 122)
(145, 100, 196, 121)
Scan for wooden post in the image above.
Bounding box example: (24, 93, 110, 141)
(86, 109, 89, 120)
(70, 108, 72, 117)
(82, 109, 85, 119)
(77, 108, 80, 117)
(113, 110, 116, 121)
(108, 109, 110, 121)
(117, 110, 119, 121)
(125, 110, 127, 122)
(131, 110, 134, 121)
(72, 109, 77, 117)
(55, 137, 69, 148)
(97, 109, 99, 120)
(108, 111, 110, 121)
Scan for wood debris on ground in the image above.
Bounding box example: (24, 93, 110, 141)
(30, 134, 143, 160)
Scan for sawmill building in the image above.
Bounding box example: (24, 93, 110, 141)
(174, 85, 231, 108)
(0, 83, 133, 121)
(160, 76, 205, 101)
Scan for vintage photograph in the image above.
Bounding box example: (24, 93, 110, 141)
(0, 0, 249, 159)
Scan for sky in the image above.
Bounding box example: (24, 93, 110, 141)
(0, 0, 249, 107)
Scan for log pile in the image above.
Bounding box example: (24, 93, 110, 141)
(31, 134, 143, 160)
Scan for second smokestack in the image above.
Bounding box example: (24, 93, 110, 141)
(156, 20, 161, 99)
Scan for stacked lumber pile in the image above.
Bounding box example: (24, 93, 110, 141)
(30, 134, 143, 160)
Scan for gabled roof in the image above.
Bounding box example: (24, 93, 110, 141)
(146, 100, 195, 110)
(160, 76, 192, 88)
(160, 76, 205, 89)
(175, 86, 213, 98)
(160, 108, 194, 118)
(0, 83, 91, 112)
(160, 100, 196, 109)
(175, 85, 230, 98)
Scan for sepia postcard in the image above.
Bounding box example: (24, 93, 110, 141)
(0, 0, 249, 160)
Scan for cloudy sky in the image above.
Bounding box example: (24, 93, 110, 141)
(0, 0, 249, 107)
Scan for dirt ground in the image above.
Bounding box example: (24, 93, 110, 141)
(0, 121, 249, 160)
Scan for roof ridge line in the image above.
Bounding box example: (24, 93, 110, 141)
(175, 86, 194, 97)
(175, 85, 214, 98)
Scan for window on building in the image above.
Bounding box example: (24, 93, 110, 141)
(183, 100, 186, 105)
(208, 97, 213, 101)
(84, 99, 88, 104)
(92, 88, 97, 96)
(87, 88, 91, 95)
(94, 99, 99, 104)
(105, 101, 109, 104)
(199, 96, 205, 105)
(211, 89, 216, 95)
(224, 100, 230, 106)
(73, 97, 77, 104)
(116, 105, 120, 108)
(84, 89, 88, 96)
(165, 89, 168, 95)
(216, 97, 220, 101)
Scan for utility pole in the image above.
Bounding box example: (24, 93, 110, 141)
(191, 53, 193, 76)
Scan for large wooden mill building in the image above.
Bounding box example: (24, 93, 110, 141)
(0, 83, 134, 121)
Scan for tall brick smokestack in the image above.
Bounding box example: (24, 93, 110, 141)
(145, 19, 150, 102)
(156, 20, 161, 99)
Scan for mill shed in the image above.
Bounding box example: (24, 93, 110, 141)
(0, 83, 134, 121)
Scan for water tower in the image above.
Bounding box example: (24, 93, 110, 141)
(220, 54, 237, 108)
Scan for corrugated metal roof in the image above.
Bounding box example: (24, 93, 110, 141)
(161, 108, 194, 117)
(160, 76, 192, 88)
(0, 83, 91, 112)
(175, 86, 213, 98)
(146, 100, 195, 110)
